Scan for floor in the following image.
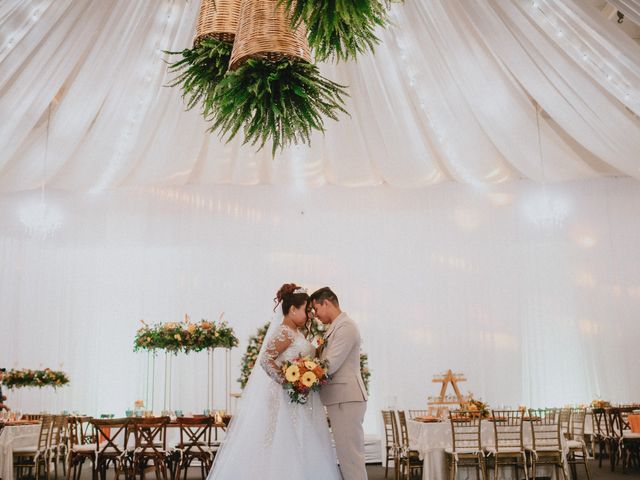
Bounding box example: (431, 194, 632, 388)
(22, 459, 639, 480)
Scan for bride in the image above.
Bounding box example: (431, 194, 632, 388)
(207, 283, 341, 479)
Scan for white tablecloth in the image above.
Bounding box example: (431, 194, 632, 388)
(0, 424, 41, 480)
(407, 420, 567, 480)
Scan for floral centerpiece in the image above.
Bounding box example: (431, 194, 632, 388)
(590, 400, 611, 409)
(3, 368, 70, 389)
(464, 397, 490, 418)
(238, 320, 371, 392)
(282, 356, 330, 404)
(134, 314, 238, 354)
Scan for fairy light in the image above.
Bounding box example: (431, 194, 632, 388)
(91, 1, 179, 191)
(19, 104, 64, 238)
(528, 0, 638, 114)
(388, 7, 493, 187)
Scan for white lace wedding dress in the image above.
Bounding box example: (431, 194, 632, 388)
(207, 322, 341, 479)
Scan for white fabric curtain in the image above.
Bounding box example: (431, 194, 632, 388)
(0, 0, 639, 190)
(1, 178, 639, 433)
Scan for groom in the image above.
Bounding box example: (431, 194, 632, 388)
(310, 287, 368, 480)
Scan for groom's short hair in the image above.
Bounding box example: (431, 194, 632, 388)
(309, 287, 339, 307)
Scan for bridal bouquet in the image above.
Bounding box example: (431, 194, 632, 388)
(282, 356, 330, 404)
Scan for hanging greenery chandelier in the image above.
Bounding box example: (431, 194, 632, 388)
(167, 0, 401, 154)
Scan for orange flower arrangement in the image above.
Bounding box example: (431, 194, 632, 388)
(282, 355, 330, 404)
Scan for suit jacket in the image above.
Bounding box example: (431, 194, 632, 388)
(319, 312, 368, 406)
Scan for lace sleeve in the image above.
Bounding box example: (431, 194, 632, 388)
(260, 326, 295, 384)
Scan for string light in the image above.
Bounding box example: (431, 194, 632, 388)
(527, 1, 638, 114)
(19, 104, 63, 238)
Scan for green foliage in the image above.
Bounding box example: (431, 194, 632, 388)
(280, 0, 390, 62)
(211, 57, 348, 156)
(360, 352, 371, 394)
(238, 322, 271, 389)
(133, 318, 239, 354)
(4, 369, 70, 389)
(165, 37, 232, 118)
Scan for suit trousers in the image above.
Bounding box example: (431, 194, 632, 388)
(327, 401, 368, 480)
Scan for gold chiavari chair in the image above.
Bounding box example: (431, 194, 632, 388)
(396, 411, 423, 480)
(559, 408, 572, 439)
(49, 415, 68, 480)
(381, 411, 400, 479)
(566, 408, 592, 480)
(486, 410, 528, 480)
(23, 414, 43, 421)
(408, 410, 429, 420)
(527, 408, 567, 480)
(446, 411, 486, 480)
(14, 415, 53, 480)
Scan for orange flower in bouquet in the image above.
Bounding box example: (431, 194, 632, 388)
(281, 355, 330, 404)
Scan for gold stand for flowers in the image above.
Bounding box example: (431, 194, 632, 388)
(428, 369, 468, 418)
(207, 348, 232, 413)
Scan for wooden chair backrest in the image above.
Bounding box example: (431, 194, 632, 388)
(91, 418, 130, 456)
(528, 408, 561, 451)
(449, 411, 482, 452)
(491, 409, 524, 451)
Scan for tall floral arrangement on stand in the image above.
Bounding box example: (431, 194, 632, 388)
(3, 369, 70, 389)
(134, 314, 239, 354)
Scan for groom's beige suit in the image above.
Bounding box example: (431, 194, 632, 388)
(320, 312, 368, 480)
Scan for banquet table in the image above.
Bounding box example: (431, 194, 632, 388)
(0, 423, 41, 480)
(408, 420, 568, 480)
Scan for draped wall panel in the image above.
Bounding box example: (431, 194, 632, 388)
(0, 179, 639, 433)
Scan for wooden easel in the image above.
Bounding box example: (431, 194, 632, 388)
(427, 369, 468, 417)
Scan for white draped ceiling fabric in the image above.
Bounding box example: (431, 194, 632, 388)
(0, 0, 639, 189)
(1, 0, 640, 433)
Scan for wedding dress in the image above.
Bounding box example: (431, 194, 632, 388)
(207, 320, 341, 479)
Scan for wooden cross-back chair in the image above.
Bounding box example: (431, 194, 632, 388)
(91, 418, 131, 480)
(130, 416, 171, 480)
(174, 417, 214, 480)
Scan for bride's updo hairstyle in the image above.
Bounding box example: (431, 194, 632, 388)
(274, 283, 309, 315)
